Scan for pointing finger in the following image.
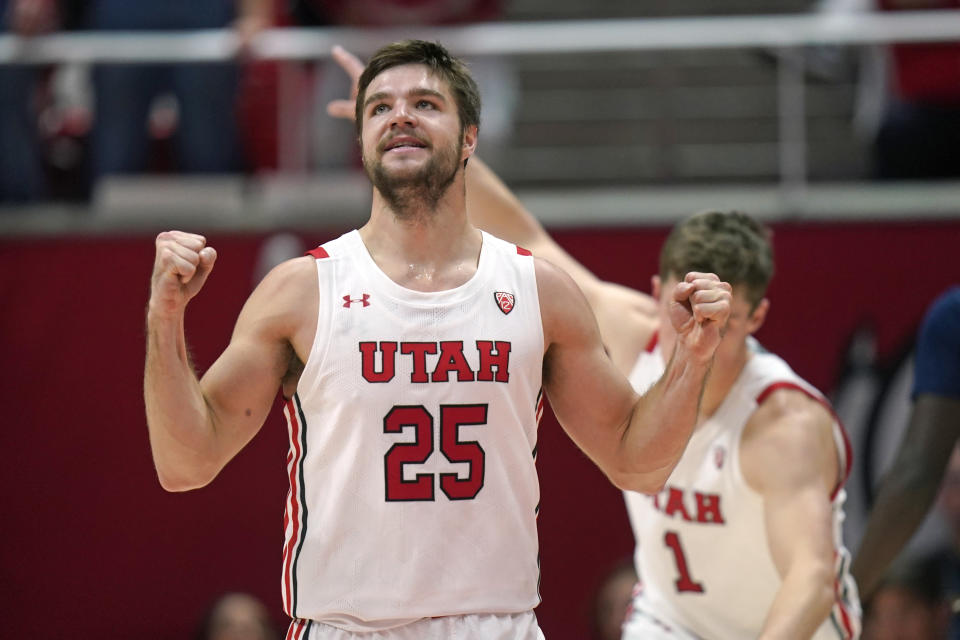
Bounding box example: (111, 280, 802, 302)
(332, 45, 365, 81)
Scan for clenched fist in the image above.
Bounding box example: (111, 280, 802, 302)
(149, 231, 217, 317)
(669, 272, 732, 364)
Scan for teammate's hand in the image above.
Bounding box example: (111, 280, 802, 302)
(669, 272, 732, 363)
(149, 231, 217, 317)
(232, 13, 269, 58)
(326, 45, 365, 121)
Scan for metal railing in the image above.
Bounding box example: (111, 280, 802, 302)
(2, 12, 959, 231)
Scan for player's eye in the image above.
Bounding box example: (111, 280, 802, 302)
(372, 104, 389, 115)
(416, 100, 435, 110)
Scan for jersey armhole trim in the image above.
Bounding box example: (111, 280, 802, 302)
(295, 255, 335, 399)
(755, 381, 853, 501)
(644, 331, 659, 353)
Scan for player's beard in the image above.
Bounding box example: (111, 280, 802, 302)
(364, 130, 463, 220)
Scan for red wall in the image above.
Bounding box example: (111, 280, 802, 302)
(1, 220, 957, 639)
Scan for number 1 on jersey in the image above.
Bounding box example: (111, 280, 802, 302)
(664, 531, 705, 593)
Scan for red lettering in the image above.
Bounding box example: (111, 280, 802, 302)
(401, 342, 438, 383)
(663, 487, 692, 522)
(360, 341, 397, 383)
(476, 340, 511, 382)
(432, 341, 475, 382)
(695, 492, 725, 524)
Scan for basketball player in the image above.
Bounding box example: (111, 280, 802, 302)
(456, 159, 863, 639)
(144, 41, 732, 640)
(852, 286, 960, 602)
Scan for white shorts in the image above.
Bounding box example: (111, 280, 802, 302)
(286, 611, 545, 640)
(621, 604, 701, 640)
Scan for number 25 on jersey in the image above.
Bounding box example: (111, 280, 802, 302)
(383, 404, 487, 502)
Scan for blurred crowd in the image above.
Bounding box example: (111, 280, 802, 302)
(0, 0, 512, 204)
(2, 0, 959, 205)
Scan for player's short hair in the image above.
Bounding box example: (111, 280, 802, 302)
(355, 40, 481, 137)
(658, 211, 774, 309)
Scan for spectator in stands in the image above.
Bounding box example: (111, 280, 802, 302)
(85, 0, 272, 181)
(861, 554, 950, 640)
(810, 0, 960, 179)
(588, 559, 638, 640)
(0, 0, 57, 202)
(873, 0, 960, 179)
(195, 591, 280, 640)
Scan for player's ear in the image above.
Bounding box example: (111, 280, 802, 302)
(747, 298, 770, 334)
(651, 275, 662, 300)
(461, 124, 478, 163)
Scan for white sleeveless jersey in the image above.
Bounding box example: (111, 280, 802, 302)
(625, 336, 861, 640)
(280, 230, 545, 631)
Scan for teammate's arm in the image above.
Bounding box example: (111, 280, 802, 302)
(144, 231, 316, 491)
(538, 258, 730, 493)
(743, 391, 840, 639)
(465, 157, 657, 373)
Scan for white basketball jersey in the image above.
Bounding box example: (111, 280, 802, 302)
(625, 336, 861, 640)
(281, 230, 545, 631)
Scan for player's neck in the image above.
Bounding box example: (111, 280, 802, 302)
(360, 188, 482, 292)
(699, 342, 751, 419)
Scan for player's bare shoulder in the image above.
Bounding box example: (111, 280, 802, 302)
(741, 387, 839, 493)
(532, 256, 597, 348)
(240, 255, 319, 361)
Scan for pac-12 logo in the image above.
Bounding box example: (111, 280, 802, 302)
(713, 445, 726, 470)
(494, 292, 515, 315)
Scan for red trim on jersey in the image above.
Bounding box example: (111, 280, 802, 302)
(516, 246, 532, 256)
(755, 382, 854, 501)
(282, 398, 305, 617)
(285, 618, 308, 640)
(833, 584, 856, 639)
(306, 246, 329, 259)
(645, 331, 659, 353)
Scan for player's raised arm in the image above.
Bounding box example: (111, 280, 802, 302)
(144, 232, 316, 491)
(539, 259, 731, 493)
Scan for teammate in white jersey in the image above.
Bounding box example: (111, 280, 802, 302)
(463, 160, 863, 639)
(144, 40, 732, 640)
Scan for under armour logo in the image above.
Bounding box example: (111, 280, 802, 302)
(494, 292, 515, 315)
(343, 294, 371, 308)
